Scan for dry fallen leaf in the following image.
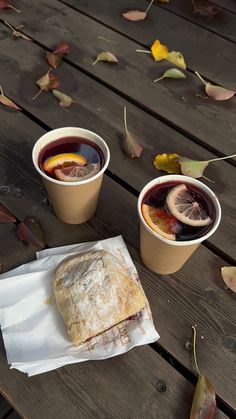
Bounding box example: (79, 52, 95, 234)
(0, 203, 16, 223)
(122, 0, 154, 21)
(52, 89, 75, 107)
(195, 71, 235, 101)
(47, 52, 62, 69)
(3, 21, 31, 40)
(221, 267, 236, 293)
(53, 41, 70, 56)
(192, 0, 221, 18)
(122, 107, 143, 158)
(167, 51, 186, 69)
(0, 0, 21, 12)
(93, 51, 118, 66)
(179, 153, 236, 178)
(151, 39, 169, 61)
(32, 70, 60, 101)
(0, 85, 21, 110)
(153, 153, 181, 173)
(17, 217, 46, 249)
(154, 68, 186, 82)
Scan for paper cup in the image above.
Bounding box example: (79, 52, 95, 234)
(138, 175, 221, 275)
(32, 127, 110, 224)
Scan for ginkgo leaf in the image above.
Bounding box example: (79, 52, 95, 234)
(32, 70, 60, 101)
(47, 52, 62, 69)
(166, 51, 186, 69)
(93, 51, 118, 66)
(0, 0, 21, 12)
(0, 85, 21, 110)
(17, 217, 46, 248)
(53, 41, 70, 56)
(195, 71, 235, 101)
(52, 89, 75, 107)
(221, 267, 236, 293)
(154, 68, 186, 82)
(192, 0, 221, 18)
(122, 0, 154, 21)
(153, 153, 181, 173)
(151, 40, 169, 61)
(178, 153, 236, 178)
(0, 204, 16, 223)
(122, 107, 143, 158)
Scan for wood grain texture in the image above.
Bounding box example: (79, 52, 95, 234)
(212, 0, 236, 13)
(0, 0, 236, 157)
(0, 112, 235, 409)
(0, 45, 235, 260)
(0, 394, 12, 418)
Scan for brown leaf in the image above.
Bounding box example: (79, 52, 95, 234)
(221, 267, 236, 292)
(0, 0, 21, 12)
(0, 204, 16, 223)
(17, 217, 46, 248)
(122, 107, 143, 158)
(46, 52, 62, 69)
(32, 70, 60, 101)
(53, 41, 70, 56)
(52, 89, 75, 107)
(0, 85, 21, 110)
(192, 0, 221, 18)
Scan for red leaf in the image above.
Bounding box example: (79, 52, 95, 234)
(17, 217, 46, 248)
(0, 85, 21, 110)
(46, 52, 62, 69)
(53, 42, 70, 56)
(0, 204, 16, 223)
(122, 10, 147, 21)
(0, 0, 21, 12)
(192, 0, 221, 18)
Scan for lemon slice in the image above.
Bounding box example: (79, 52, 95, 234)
(142, 204, 176, 240)
(166, 184, 211, 227)
(54, 163, 100, 182)
(43, 153, 87, 173)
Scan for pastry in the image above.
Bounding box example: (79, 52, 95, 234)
(54, 250, 146, 346)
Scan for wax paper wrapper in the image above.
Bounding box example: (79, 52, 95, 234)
(0, 236, 159, 376)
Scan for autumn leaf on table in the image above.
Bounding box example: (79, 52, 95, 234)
(192, 0, 221, 18)
(195, 71, 235, 100)
(190, 326, 216, 419)
(122, 107, 143, 158)
(154, 68, 186, 83)
(0, 204, 16, 223)
(151, 39, 168, 61)
(179, 153, 236, 179)
(47, 42, 70, 69)
(122, 0, 154, 21)
(221, 267, 236, 293)
(17, 217, 46, 248)
(52, 89, 75, 108)
(53, 41, 70, 56)
(0, 85, 21, 110)
(32, 70, 60, 101)
(167, 51, 186, 69)
(3, 20, 31, 40)
(93, 51, 118, 66)
(153, 153, 181, 173)
(0, 0, 21, 12)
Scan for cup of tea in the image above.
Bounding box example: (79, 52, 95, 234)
(137, 175, 221, 275)
(32, 127, 110, 224)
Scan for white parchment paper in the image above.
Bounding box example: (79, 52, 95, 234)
(0, 236, 159, 376)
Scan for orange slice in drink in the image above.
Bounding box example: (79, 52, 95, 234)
(141, 204, 177, 240)
(54, 163, 100, 182)
(43, 153, 87, 173)
(166, 184, 211, 227)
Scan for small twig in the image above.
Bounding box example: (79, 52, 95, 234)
(192, 325, 201, 376)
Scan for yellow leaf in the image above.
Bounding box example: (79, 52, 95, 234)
(167, 51, 186, 69)
(153, 153, 181, 173)
(151, 40, 169, 61)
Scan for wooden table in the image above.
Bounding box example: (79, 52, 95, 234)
(0, 1, 235, 418)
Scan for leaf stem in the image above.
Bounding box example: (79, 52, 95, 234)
(0, 85, 3, 96)
(32, 89, 42, 101)
(145, 0, 154, 15)
(3, 20, 15, 32)
(124, 106, 128, 134)
(154, 76, 164, 83)
(207, 153, 236, 163)
(195, 71, 207, 86)
(92, 59, 98, 66)
(136, 49, 151, 54)
(9, 5, 21, 13)
(192, 325, 201, 376)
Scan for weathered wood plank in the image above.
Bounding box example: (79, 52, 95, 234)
(212, 0, 236, 13)
(0, 112, 235, 409)
(0, 394, 12, 418)
(0, 1, 236, 158)
(0, 43, 235, 260)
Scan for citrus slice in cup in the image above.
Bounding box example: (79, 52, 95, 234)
(43, 153, 87, 173)
(141, 204, 177, 240)
(54, 163, 100, 182)
(166, 184, 211, 227)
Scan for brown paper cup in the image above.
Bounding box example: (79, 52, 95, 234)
(138, 175, 221, 275)
(32, 127, 110, 224)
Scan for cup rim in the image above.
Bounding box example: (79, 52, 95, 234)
(137, 175, 221, 246)
(32, 127, 110, 186)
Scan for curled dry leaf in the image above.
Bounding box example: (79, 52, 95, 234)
(122, 107, 143, 158)
(154, 68, 186, 82)
(221, 267, 236, 293)
(122, 0, 154, 21)
(0, 85, 21, 110)
(32, 70, 60, 101)
(53, 41, 70, 56)
(93, 51, 118, 66)
(0, 0, 21, 12)
(195, 72, 235, 101)
(151, 39, 169, 61)
(0, 204, 16, 223)
(167, 51, 186, 69)
(3, 21, 31, 40)
(153, 153, 181, 173)
(192, 0, 221, 18)
(17, 217, 46, 249)
(52, 89, 75, 108)
(46, 52, 62, 69)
